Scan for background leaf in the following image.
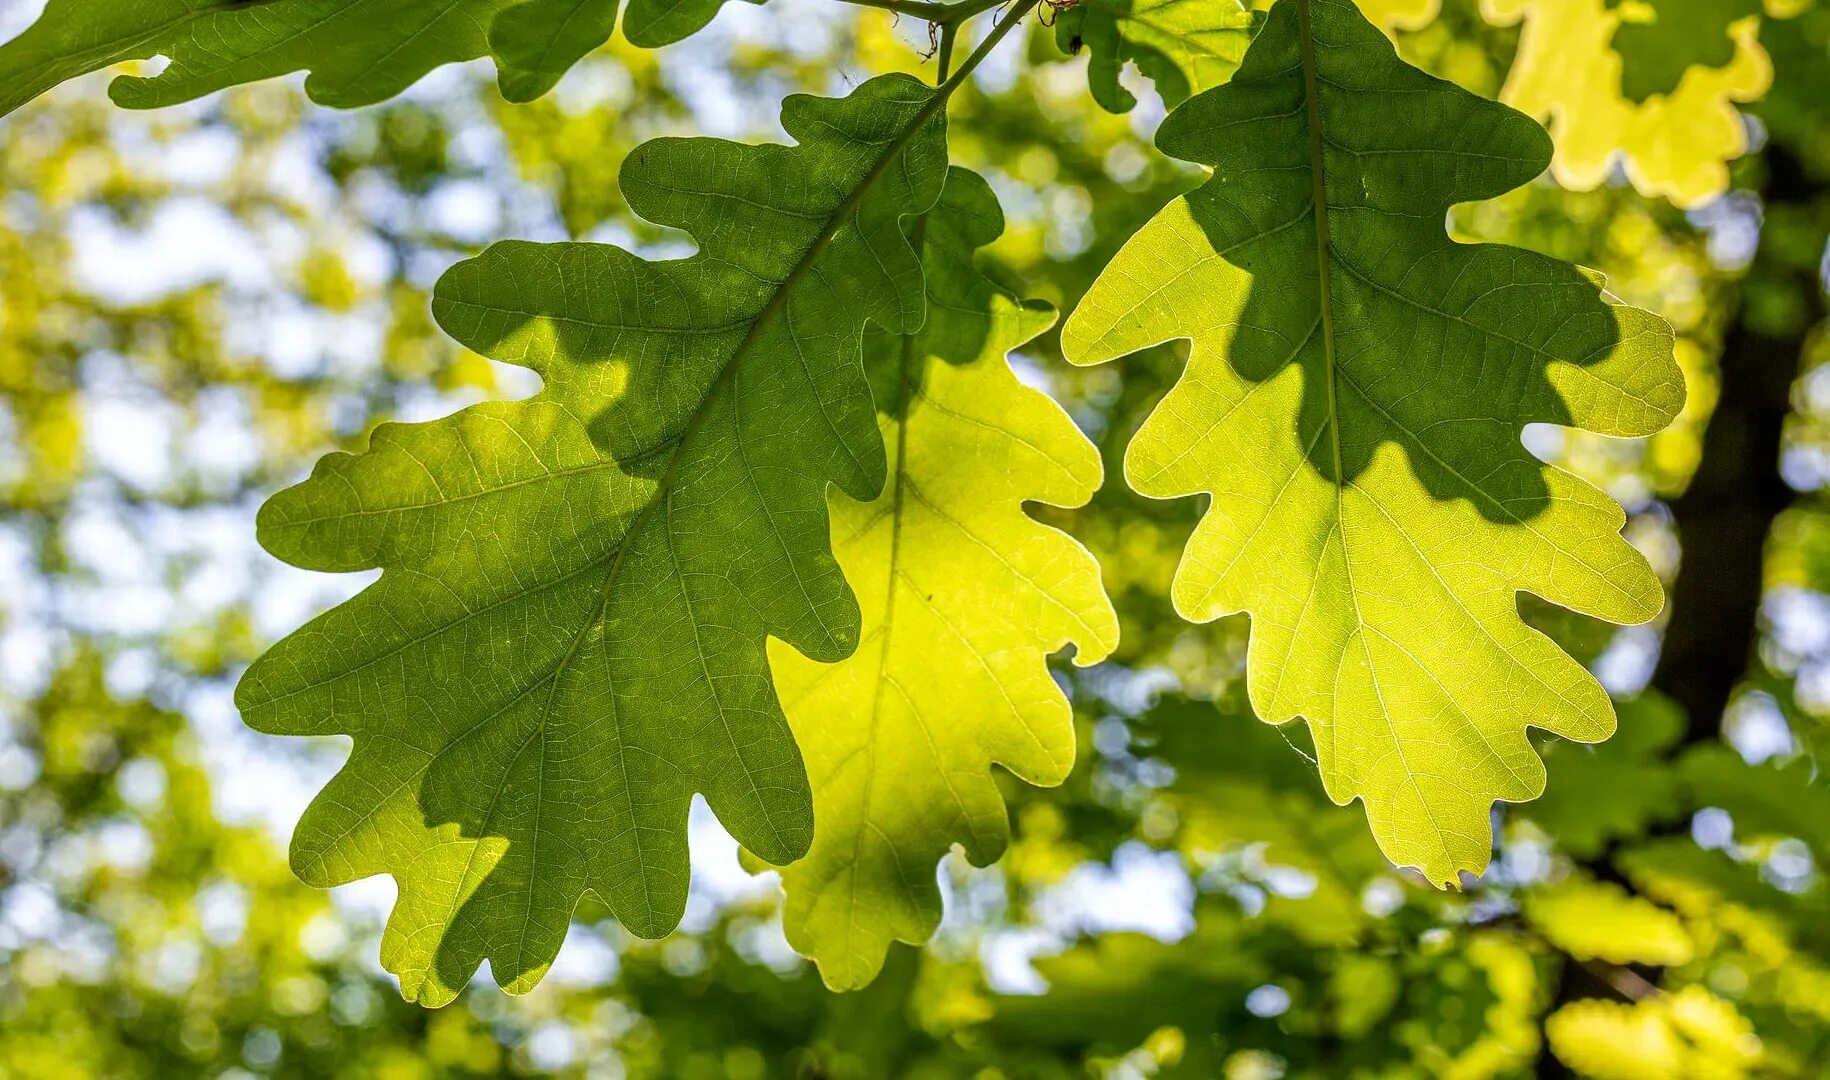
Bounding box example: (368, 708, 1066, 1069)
(1129, 694, 1388, 943)
(1681, 744, 1830, 859)
(1356, 0, 1442, 30)
(1523, 693, 1684, 857)
(1546, 986, 1763, 1080)
(1523, 875, 1693, 965)
(1482, 0, 1773, 208)
(1608, 0, 1763, 103)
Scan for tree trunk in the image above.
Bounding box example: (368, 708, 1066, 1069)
(1543, 144, 1828, 1079)
(1652, 144, 1826, 740)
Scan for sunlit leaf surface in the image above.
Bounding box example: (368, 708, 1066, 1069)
(1055, 0, 1258, 112)
(765, 167, 1118, 989)
(1064, 0, 1683, 884)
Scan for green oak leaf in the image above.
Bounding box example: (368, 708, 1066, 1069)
(1055, 0, 1258, 112)
(1062, 0, 1683, 885)
(236, 73, 949, 1005)
(490, 0, 621, 102)
(0, 0, 497, 116)
(622, 0, 759, 47)
(493, 0, 763, 100)
(762, 166, 1119, 990)
(0, 0, 742, 117)
(1607, 0, 1762, 102)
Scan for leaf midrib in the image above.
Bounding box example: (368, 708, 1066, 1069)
(488, 76, 975, 873)
(1296, 0, 1455, 867)
(555, 12, 1042, 836)
(1289, 0, 1642, 616)
(243, 549, 616, 715)
(1296, 0, 1343, 513)
(594, 82, 950, 605)
(840, 230, 924, 963)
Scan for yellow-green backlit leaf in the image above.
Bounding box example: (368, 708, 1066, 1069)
(1062, 0, 1683, 884)
(765, 167, 1119, 990)
(1523, 876, 1693, 965)
(1056, 0, 1258, 112)
(1546, 986, 1763, 1080)
(1482, 0, 1772, 208)
(1356, 0, 1441, 29)
(1619, 838, 1830, 962)
(1608, 0, 1763, 102)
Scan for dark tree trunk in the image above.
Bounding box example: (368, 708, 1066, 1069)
(1542, 145, 1828, 1079)
(1652, 144, 1827, 740)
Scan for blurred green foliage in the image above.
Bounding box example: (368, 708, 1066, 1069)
(2, 1, 1829, 1076)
